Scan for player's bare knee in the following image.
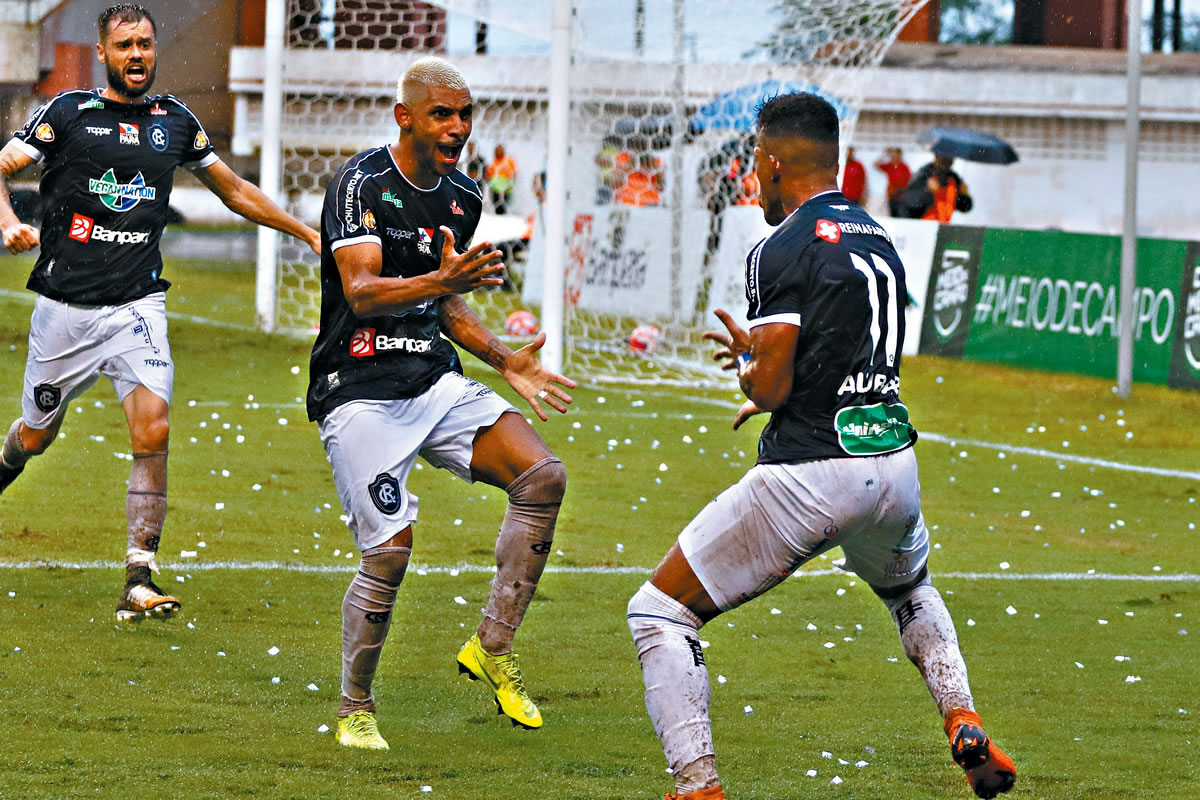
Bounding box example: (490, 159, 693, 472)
(506, 456, 566, 508)
(134, 416, 170, 451)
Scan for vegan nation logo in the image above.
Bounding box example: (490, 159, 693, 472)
(88, 169, 156, 212)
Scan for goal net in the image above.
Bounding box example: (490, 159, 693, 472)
(259, 0, 929, 385)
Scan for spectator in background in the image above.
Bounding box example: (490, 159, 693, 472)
(902, 154, 973, 223)
(615, 151, 664, 207)
(874, 147, 912, 217)
(840, 146, 866, 205)
(465, 141, 487, 194)
(486, 143, 517, 214)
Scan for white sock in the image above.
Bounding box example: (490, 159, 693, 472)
(884, 581, 974, 716)
(627, 581, 719, 790)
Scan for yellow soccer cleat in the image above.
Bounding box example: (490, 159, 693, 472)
(336, 711, 389, 751)
(456, 634, 543, 729)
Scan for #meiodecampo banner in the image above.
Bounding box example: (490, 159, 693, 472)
(922, 226, 1191, 387)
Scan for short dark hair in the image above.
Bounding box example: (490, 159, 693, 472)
(98, 4, 157, 40)
(755, 92, 840, 148)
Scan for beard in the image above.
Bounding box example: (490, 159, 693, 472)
(106, 60, 156, 99)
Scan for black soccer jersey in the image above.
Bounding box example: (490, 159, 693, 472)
(746, 190, 917, 464)
(306, 146, 484, 422)
(10, 89, 217, 305)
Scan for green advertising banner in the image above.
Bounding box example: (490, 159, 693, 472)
(918, 227, 986, 358)
(959, 230, 1186, 385)
(1168, 242, 1200, 390)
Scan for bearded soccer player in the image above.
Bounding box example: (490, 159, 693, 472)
(626, 94, 1015, 800)
(308, 56, 573, 751)
(0, 4, 320, 622)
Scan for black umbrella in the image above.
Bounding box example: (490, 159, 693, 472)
(918, 127, 1019, 164)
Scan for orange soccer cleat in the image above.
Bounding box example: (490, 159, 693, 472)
(944, 707, 1016, 799)
(666, 786, 727, 800)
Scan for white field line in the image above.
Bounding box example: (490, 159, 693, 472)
(0, 292, 1190, 482)
(0, 288, 254, 331)
(0, 559, 1196, 582)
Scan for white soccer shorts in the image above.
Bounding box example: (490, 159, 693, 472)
(677, 446, 930, 611)
(21, 292, 173, 429)
(318, 371, 517, 551)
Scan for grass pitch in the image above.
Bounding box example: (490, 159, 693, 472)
(0, 244, 1196, 799)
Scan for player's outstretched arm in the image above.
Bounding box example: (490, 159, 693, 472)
(704, 307, 798, 413)
(0, 142, 40, 254)
(195, 160, 321, 255)
(438, 295, 575, 421)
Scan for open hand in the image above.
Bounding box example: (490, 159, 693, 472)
(701, 308, 751, 370)
(502, 331, 576, 421)
(437, 226, 505, 294)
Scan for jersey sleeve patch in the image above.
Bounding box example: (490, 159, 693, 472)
(7, 137, 45, 163)
(330, 234, 382, 251)
(747, 312, 802, 329)
(183, 152, 221, 170)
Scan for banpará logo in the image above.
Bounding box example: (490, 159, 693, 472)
(89, 168, 156, 212)
(86, 126, 112, 136)
(68, 213, 94, 243)
(148, 124, 168, 152)
(69, 213, 149, 244)
(119, 122, 139, 145)
(35, 123, 54, 142)
(349, 328, 376, 357)
(349, 331, 434, 355)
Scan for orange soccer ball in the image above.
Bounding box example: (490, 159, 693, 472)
(504, 309, 539, 337)
(629, 324, 662, 354)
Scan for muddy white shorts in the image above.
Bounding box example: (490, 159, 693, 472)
(21, 292, 173, 429)
(318, 371, 517, 551)
(677, 447, 930, 611)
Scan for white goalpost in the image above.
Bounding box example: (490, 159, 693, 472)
(250, 0, 930, 384)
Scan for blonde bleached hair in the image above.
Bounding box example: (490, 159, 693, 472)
(397, 56, 469, 106)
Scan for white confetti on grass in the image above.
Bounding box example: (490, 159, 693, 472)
(453, 596, 467, 605)
(307, 683, 319, 691)
(268, 646, 280, 656)
(317, 724, 329, 733)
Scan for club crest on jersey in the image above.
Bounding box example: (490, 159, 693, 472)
(78, 98, 105, 110)
(349, 328, 376, 357)
(119, 122, 139, 146)
(362, 210, 377, 230)
(382, 189, 403, 208)
(33, 383, 60, 413)
(367, 472, 402, 515)
(193, 130, 209, 150)
(417, 228, 434, 255)
(449, 200, 464, 215)
(68, 213, 94, 243)
(148, 124, 169, 152)
(815, 219, 841, 243)
(89, 168, 156, 212)
(34, 123, 54, 142)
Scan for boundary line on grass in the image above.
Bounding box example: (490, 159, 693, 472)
(0, 289, 253, 331)
(1, 293, 1192, 482)
(0, 560, 1196, 582)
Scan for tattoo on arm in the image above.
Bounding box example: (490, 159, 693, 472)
(438, 296, 511, 371)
